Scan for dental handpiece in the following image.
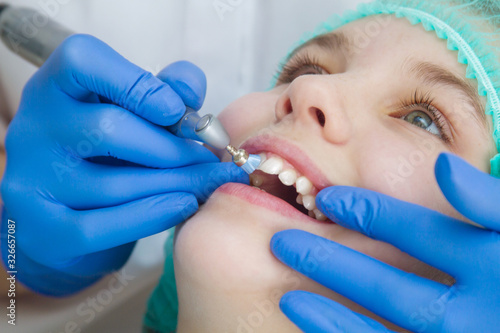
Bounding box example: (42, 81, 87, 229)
(165, 108, 261, 173)
(0, 4, 261, 174)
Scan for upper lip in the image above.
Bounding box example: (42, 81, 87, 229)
(241, 133, 331, 190)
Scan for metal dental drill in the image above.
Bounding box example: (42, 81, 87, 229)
(0, 4, 261, 174)
(165, 108, 261, 174)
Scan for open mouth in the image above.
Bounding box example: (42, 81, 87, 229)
(250, 152, 328, 221)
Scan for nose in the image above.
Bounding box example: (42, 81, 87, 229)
(274, 75, 353, 144)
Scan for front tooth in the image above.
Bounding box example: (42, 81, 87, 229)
(258, 156, 283, 175)
(313, 209, 327, 221)
(250, 174, 264, 187)
(279, 169, 297, 186)
(302, 195, 316, 210)
(259, 153, 267, 165)
(296, 176, 313, 195)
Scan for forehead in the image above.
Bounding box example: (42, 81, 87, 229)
(333, 15, 464, 76)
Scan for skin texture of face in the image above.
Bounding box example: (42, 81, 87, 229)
(174, 14, 496, 332)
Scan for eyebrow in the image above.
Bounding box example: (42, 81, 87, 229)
(287, 31, 352, 61)
(402, 58, 486, 128)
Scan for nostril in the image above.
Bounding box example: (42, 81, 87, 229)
(275, 98, 293, 121)
(315, 108, 326, 127)
(284, 99, 293, 116)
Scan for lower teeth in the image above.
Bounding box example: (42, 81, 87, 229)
(252, 186, 266, 192)
(250, 174, 264, 187)
(250, 174, 326, 221)
(302, 195, 316, 210)
(313, 209, 327, 221)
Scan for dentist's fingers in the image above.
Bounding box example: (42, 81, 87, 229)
(435, 153, 500, 231)
(315, 186, 487, 277)
(280, 291, 395, 333)
(45, 34, 187, 126)
(156, 61, 207, 111)
(51, 103, 218, 169)
(271, 229, 448, 331)
(52, 161, 248, 209)
(23, 192, 199, 264)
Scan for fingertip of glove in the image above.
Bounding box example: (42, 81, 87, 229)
(280, 290, 316, 314)
(316, 186, 351, 205)
(175, 193, 198, 214)
(435, 152, 478, 182)
(279, 291, 301, 311)
(157, 61, 207, 110)
(270, 231, 284, 254)
(316, 186, 384, 231)
(160, 94, 186, 125)
(270, 229, 305, 255)
(435, 153, 454, 180)
(435, 152, 484, 194)
(315, 186, 351, 220)
(170, 80, 205, 110)
(223, 162, 250, 185)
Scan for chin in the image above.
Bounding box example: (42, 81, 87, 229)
(173, 182, 422, 332)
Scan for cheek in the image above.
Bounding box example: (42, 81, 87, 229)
(356, 131, 453, 212)
(218, 92, 279, 147)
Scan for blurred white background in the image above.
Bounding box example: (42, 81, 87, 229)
(0, 1, 367, 332)
(0, 0, 368, 144)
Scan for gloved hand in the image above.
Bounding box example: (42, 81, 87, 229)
(271, 152, 500, 333)
(0, 34, 247, 296)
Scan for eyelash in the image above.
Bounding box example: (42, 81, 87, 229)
(276, 54, 326, 84)
(275, 56, 451, 143)
(397, 90, 451, 143)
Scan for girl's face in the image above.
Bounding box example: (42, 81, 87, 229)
(174, 15, 495, 332)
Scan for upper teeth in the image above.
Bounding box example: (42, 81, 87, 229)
(259, 156, 283, 175)
(278, 169, 297, 186)
(251, 153, 327, 221)
(296, 176, 313, 195)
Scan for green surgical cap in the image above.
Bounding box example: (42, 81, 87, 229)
(276, 0, 500, 177)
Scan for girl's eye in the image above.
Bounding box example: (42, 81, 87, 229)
(397, 90, 452, 143)
(276, 54, 328, 84)
(402, 110, 441, 136)
(290, 64, 326, 78)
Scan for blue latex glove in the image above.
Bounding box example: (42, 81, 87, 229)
(271, 152, 500, 333)
(0, 34, 247, 296)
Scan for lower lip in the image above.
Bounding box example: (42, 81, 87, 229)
(215, 183, 334, 225)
